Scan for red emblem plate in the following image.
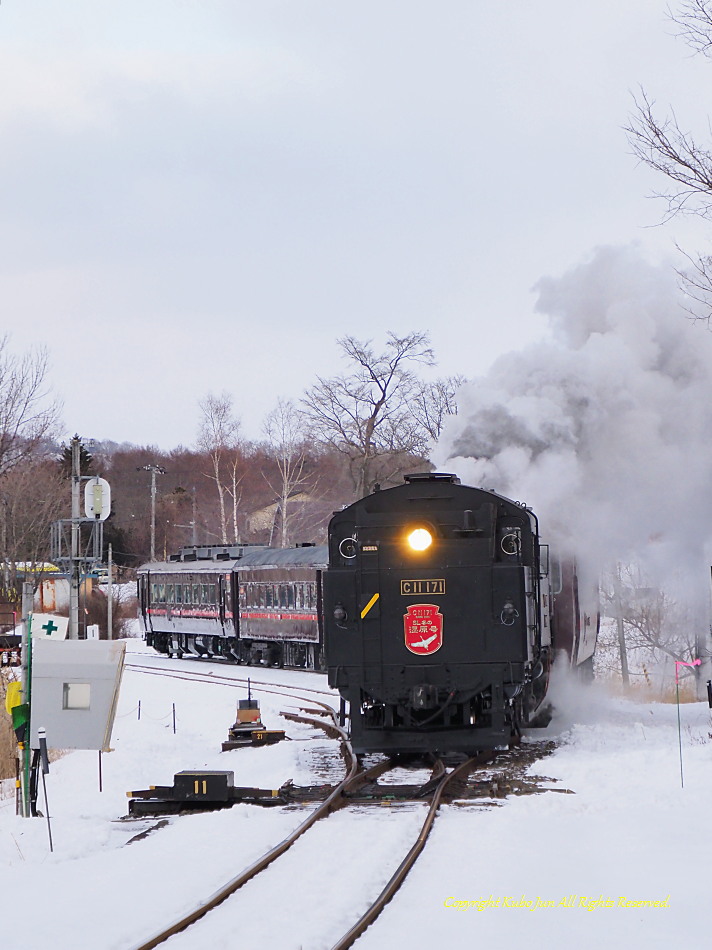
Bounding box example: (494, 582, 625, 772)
(403, 603, 443, 655)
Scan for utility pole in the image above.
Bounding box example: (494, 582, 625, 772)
(69, 435, 81, 640)
(1, 494, 9, 593)
(139, 465, 166, 561)
(614, 565, 630, 689)
(107, 543, 113, 640)
(19, 581, 33, 817)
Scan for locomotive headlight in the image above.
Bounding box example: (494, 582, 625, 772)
(407, 528, 433, 552)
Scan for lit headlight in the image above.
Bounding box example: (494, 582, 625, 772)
(407, 528, 433, 551)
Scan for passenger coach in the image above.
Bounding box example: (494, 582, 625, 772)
(138, 544, 328, 669)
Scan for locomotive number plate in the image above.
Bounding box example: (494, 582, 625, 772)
(400, 579, 445, 595)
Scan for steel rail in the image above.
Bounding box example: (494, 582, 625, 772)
(329, 752, 494, 950)
(126, 657, 334, 697)
(126, 657, 495, 950)
(125, 662, 338, 716)
(127, 755, 402, 950)
(125, 662, 401, 950)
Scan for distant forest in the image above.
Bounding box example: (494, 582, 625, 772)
(0, 331, 462, 589)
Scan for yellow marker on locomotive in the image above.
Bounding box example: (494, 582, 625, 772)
(360, 592, 380, 619)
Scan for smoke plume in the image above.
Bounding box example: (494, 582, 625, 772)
(435, 245, 712, 601)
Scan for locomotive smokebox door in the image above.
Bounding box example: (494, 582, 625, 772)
(174, 770, 234, 802)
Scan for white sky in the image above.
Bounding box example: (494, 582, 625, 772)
(2, 0, 710, 449)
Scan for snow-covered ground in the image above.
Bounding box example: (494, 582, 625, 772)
(1, 640, 709, 950)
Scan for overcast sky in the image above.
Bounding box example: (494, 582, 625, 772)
(2, 0, 710, 450)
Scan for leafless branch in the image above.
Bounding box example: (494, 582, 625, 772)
(0, 336, 62, 477)
(625, 88, 712, 220)
(301, 331, 451, 497)
(669, 0, 712, 57)
(197, 392, 241, 543)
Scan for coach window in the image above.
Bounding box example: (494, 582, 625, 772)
(167, 584, 175, 603)
(158, 584, 166, 603)
(175, 584, 182, 604)
(287, 585, 295, 608)
(209, 584, 216, 604)
(184, 584, 191, 604)
(192, 583, 200, 604)
(151, 583, 158, 603)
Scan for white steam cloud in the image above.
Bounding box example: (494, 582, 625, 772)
(435, 245, 712, 601)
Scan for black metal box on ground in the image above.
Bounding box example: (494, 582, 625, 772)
(251, 730, 286, 745)
(174, 770, 234, 802)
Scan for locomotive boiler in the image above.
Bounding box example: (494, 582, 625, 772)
(323, 472, 595, 756)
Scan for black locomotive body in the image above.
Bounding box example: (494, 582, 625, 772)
(324, 473, 594, 756)
(138, 544, 327, 670)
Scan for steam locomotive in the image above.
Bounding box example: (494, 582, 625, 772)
(139, 473, 596, 755)
(323, 473, 596, 755)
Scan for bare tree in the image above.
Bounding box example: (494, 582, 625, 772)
(263, 398, 313, 548)
(672, 0, 712, 54)
(301, 332, 458, 498)
(0, 459, 66, 595)
(411, 374, 466, 443)
(598, 565, 701, 686)
(0, 336, 61, 477)
(227, 456, 244, 546)
(197, 392, 241, 544)
(626, 2, 712, 318)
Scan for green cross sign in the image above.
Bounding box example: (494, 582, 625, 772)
(42, 619, 58, 636)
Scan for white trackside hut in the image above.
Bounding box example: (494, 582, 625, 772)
(29, 638, 125, 751)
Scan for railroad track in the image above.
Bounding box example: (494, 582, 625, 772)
(125, 657, 335, 701)
(127, 755, 484, 950)
(125, 657, 563, 949)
